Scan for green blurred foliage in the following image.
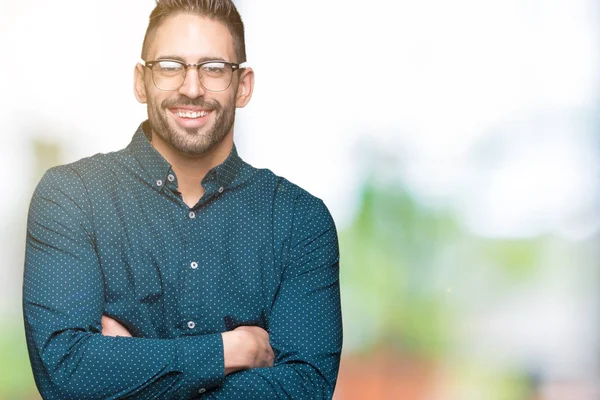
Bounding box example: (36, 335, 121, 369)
(339, 183, 460, 357)
(444, 361, 535, 400)
(338, 181, 545, 396)
(476, 239, 544, 281)
(0, 321, 39, 400)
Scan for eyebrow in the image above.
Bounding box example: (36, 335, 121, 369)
(154, 55, 228, 63)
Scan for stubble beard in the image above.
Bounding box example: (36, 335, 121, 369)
(148, 95, 236, 156)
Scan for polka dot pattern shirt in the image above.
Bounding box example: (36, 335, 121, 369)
(23, 122, 343, 399)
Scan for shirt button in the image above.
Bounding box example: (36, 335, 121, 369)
(191, 261, 198, 269)
(187, 321, 196, 329)
(218, 186, 224, 193)
(188, 211, 196, 219)
(167, 174, 175, 182)
(156, 180, 163, 187)
(198, 388, 206, 394)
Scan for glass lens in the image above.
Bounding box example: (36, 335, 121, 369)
(199, 62, 233, 92)
(151, 61, 185, 90)
(149, 60, 234, 91)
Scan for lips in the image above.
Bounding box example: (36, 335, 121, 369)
(170, 107, 211, 119)
(168, 107, 213, 128)
(176, 110, 207, 118)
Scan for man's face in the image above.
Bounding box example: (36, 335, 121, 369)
(138, 14, 241, 156)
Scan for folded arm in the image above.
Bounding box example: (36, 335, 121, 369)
(23, 167, 225, 400)
(204, 193, 343, 399)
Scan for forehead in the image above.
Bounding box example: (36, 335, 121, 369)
(147, 13, 236, 62)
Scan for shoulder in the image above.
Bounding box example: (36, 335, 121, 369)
(251, 167, 335, 234)
(260, 174, 340, 270)
(67, 148, 132, 181)
(28, 163, 96, 232)
(33, 162, 89, 202)
(31, 149, 127, 212)
(288, 182, 336, 240)
(248, 166, 327, 209)
(36, 147, 131, 191)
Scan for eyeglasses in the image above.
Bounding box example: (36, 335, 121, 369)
(142, 59, 243, 92)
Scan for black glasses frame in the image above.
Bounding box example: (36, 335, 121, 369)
(142, 59, 243, 92)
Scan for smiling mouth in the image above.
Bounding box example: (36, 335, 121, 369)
(173, 110, 209, 119)
(168, 107, 213, 129)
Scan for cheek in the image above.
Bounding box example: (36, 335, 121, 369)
(144, 79, 166, 107)
(222, 91, 238, 109)
(147, 93, 166, 110)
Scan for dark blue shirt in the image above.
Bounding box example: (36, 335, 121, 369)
(23, 122, 342, 399)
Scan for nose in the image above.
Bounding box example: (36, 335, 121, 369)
(178, 67, 206, 99)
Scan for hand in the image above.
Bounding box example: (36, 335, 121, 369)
(222, 325, 274, 375)
(101, 315, 133, 337)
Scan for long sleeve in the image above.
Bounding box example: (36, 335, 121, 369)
(23, 167, 225, 400)
(205, 193, 343, 399)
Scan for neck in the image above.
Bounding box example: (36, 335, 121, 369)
(150, 129, 234, 207)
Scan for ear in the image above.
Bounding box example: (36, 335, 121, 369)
(134, 63, 148, 104)
(235, 67, 254, 108)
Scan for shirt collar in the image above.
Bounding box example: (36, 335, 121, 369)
(206, 142, 244, 190)
(127, 121, 244, 191)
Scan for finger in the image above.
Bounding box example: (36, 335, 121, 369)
(101, 315, 133, 337)
(103, 325, 133, 337)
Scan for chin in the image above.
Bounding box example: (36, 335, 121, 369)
(170, 130, 224, 156)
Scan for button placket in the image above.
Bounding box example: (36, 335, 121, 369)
(182, 206, 202, 336)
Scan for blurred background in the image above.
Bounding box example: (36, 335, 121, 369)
(1, 0, 599, 399)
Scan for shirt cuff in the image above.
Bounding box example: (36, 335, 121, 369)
(176, 333, 225, 399)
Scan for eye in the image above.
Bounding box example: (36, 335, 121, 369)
(201, 62, 227, 77)
(154, 61, 184, 75)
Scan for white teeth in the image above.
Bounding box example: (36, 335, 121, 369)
(176, 111, 208, 118)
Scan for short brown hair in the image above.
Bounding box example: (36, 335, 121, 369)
(141, 0, 246, 63)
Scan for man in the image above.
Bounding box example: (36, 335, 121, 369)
(23, 1, 342, 399)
